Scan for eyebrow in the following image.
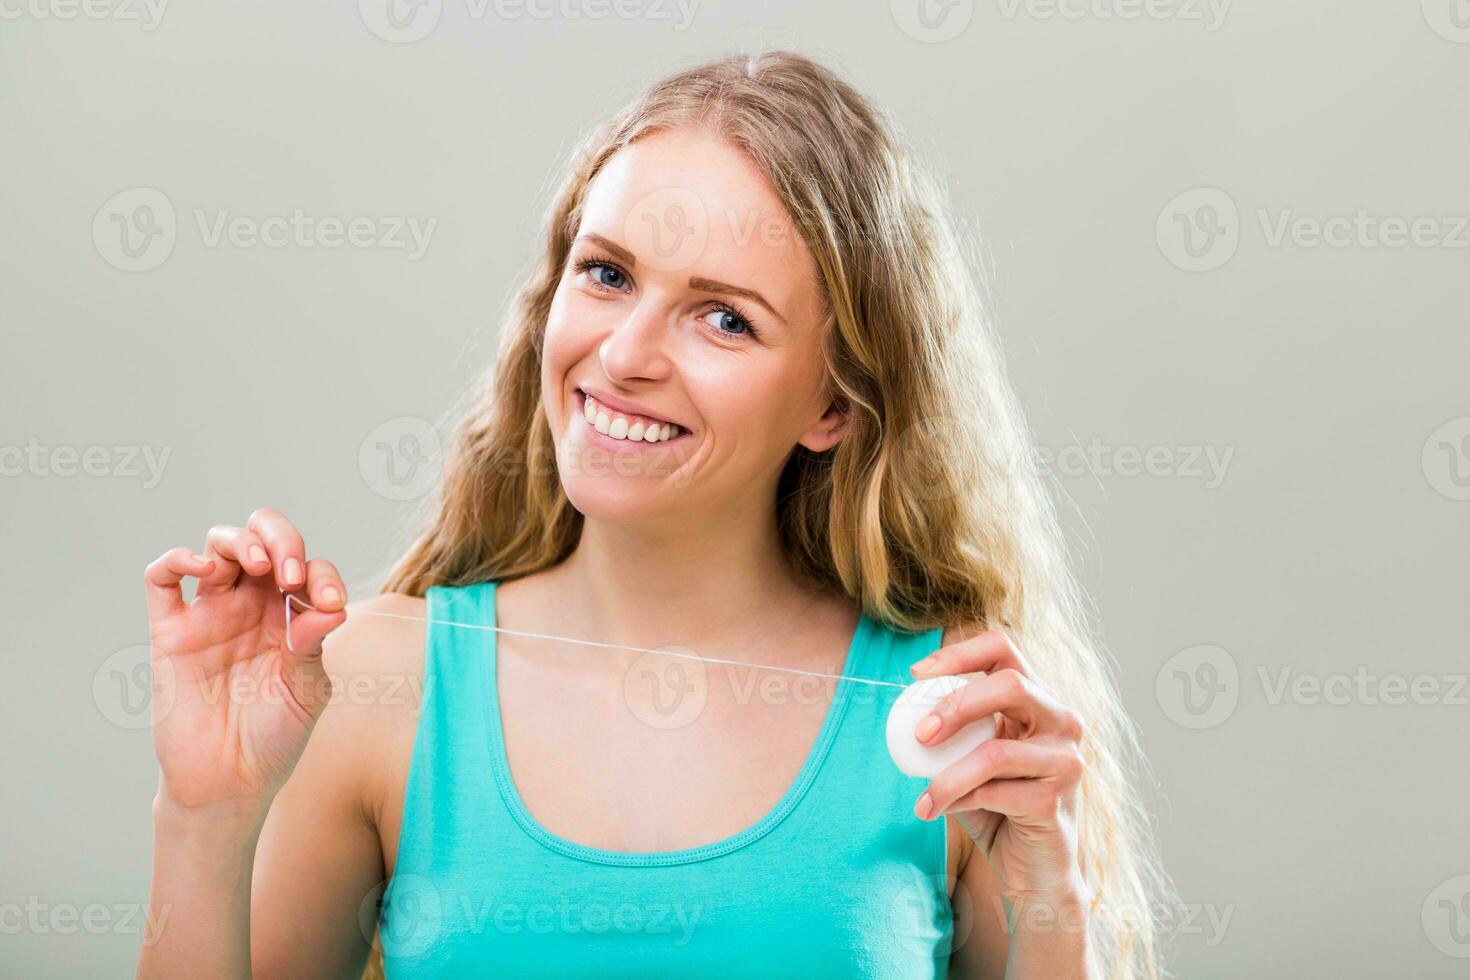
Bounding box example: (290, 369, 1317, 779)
(688, 277, 784, 325)
(580, 233, 638, 268)
(575, 233, 785, 325)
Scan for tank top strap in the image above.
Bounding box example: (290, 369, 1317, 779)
(806, 613, 955, 969)
(408, 580, 497, 768)
(380, 580, 501, 951)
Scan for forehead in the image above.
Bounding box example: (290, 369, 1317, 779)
(576, 128, 823, 327)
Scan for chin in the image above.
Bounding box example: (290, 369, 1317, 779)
(558, 476, 674, 524)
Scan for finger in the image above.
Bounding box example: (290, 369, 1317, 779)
(144, 547, 215, 620)
(946, 777, 1058, 823)
(303, 558, 347, 613)
(245, 507, 306, 591)
(200, 524, 270, 593)
(917, 668, 1083, 744)
(924, 737, 1082, 819)
(276, 598, 348, 724)
(283, 604, 348, 666)
(911, 628, 1031, 680)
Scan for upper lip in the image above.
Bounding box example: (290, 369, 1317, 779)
(577, 386, 684, 429)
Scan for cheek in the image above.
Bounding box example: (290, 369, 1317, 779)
(543, 285, 609, 359)
(538, 290, 579, 417)
(541, 288, 585, 375)
(696, 371, 793, 447)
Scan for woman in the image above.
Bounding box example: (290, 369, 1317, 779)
(138, 50, 1168, 978)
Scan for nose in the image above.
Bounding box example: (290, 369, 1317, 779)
(597, 297, 673, 384)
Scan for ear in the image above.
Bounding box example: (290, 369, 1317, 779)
(797, 399, 850, 454)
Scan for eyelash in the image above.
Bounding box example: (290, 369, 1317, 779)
(571, 254, 761, 341)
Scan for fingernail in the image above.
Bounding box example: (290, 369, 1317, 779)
(191, 552, 210, 564)
(249, 545, 268, 566)
(284, 557, 303, 585)
(914, 792, 934, 821)
(915, 713, 941, 742)
(911, 656, 936, 674)
(321, 585, 341, 605)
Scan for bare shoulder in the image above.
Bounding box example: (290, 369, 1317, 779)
(317, 592, 430, 715)
(312, 591, 430, 822)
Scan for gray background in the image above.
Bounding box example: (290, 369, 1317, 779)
(3, 1, 1467, 976)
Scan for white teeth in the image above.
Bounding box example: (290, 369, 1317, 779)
(582, 394, 680, 443)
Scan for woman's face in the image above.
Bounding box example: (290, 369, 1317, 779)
(541, 127, 846, 524)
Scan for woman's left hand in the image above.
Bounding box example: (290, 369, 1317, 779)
(908, 629, 1089, 907)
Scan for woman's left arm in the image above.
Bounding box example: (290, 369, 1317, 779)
(913, 628, 1096, 980)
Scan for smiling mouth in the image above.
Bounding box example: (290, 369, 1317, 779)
(575, 389, 691, 446)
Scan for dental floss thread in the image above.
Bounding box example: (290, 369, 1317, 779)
(283, 592, 906, 689)
(283, 593, 997, 773)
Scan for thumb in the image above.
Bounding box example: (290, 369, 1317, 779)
(279, 595, 347, 717)
(285, 606, 348, 663)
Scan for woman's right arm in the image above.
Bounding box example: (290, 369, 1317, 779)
(136, 508, 389, 979)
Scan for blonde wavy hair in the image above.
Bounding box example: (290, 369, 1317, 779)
(364, 48, 1172, 980)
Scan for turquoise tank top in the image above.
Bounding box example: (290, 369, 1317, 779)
(380, 580, 956, 977)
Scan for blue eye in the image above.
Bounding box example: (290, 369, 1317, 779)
(572, 253, 630, 292)
(572, 252, 761, 341)
(575, 259, 628, 291)
(701, 305, 757, 339)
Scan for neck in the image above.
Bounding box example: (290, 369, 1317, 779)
(548, 494, 822, 653)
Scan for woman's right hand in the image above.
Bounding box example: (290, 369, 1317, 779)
(143, 508, 349, 816)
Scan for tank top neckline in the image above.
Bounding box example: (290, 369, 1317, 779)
(474, 578, 878, 867)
